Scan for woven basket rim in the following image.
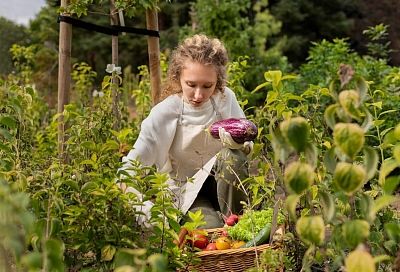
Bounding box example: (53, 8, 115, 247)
(193, 226, 283, 256)
(195, 243, 272, 256)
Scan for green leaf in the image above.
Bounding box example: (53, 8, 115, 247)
(367, 101, 383, 109)
(148, 253, 168, 272)
(393, 144, 400, 164)
(383, 130, 397, 145)
(50, 218, 62, 237)
(118, 128, 133, 141)
(384, 223, 400, 242)
(361, 109, 374, 132)
(319, 191, 335, 223)
(323, 147, 337, 174)
(252, 81, 271, 93)
(373, 195, 399, 214)
(62, 179, 79, 191)
(383, 176, 400, 195)
(281, 75, 298, 81)
(1, 157, 15, 171)
(359, 193, 375, 223)
(373, 119, 385, 127)
(81, 141, 96, 151)
(21, 252, 42, 269)
(102, 140, 120, 151)
(285, 93, 304, 101)
(0, 115, 18, 129)
(168, 218, 181, 232)
(114, 266, 135, 272)
(378, 109, 397, 117)
(380, 127, 393, 138)
(45, 238, 65, 268)
(91, 153, 97, 162)
(324, 104, 338, 130)
(80, 159, 97, 169)
(363, 146, 378, 180)
(114, 249, 138, 267)
(394, 124, 400, 140)
(0, 142, 12, 153)
(285, 194, 300, 221)
(101, 244, 116, 261)
(304, 143, 318, 168)
(81, 182, 98, 193)
(264, 70, 282, 83)
(266, 90, 278, 105)
(379, 158, 399, 185)
(356, 77, 368, 102)
(373, 254, 392, 264)
(0, 127, 13, 140)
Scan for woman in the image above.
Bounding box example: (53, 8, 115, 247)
(119, 34, 253, 228)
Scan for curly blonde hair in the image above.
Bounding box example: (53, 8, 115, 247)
(160, 34, 229, 101)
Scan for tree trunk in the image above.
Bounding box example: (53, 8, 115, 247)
(110, 0, 121, 130)
(146, 9, 161, 105)
(57, 0, 72, 162)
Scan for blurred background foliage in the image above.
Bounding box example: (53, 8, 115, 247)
(1, 0, 400, 271)
(1, 0, 400, 107)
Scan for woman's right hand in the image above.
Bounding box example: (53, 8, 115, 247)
(117, 181, 154, 228)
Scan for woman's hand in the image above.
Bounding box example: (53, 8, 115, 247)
(117, 181, 154, 228)
(218, 127, 253, 154)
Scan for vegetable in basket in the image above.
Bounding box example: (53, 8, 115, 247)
(227, 208, 285, 242)
(241, 223, 271, 248)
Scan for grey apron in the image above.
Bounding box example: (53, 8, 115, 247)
(169, 97, 248, 228)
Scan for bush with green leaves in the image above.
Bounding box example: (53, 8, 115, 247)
(180, 0, 289, 92)
(265, 71, 400, 271)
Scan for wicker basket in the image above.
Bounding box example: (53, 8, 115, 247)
(189, 228, 283, 272)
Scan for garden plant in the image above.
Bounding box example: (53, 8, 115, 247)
(0, 1, 399, 272)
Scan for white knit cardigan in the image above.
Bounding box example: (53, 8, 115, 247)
(120, 87, 245, 174)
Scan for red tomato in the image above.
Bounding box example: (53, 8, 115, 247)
(192, 233, 208, 249)
(204, 242, 217, 251)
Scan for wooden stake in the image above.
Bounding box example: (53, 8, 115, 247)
(110, 0, 121, 130)
(57, 0, 72, 161)
(146, 9, 161, 105)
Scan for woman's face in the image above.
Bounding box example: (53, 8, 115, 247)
(180, 60, 217, 107)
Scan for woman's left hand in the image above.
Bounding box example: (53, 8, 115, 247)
(218, 127, 253, 154)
